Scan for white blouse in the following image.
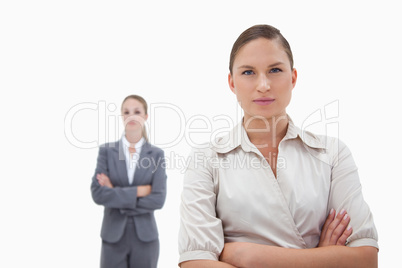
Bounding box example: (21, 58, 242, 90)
(122, 135, 144, 185)
(178, 117, 378, 263)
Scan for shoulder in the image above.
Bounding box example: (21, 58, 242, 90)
(294, 123, 348, 151)
(98, 141, 119, 151)
(302, 130, 353, 167)
(184, 144, 221, 174)
(308, 132, 349, 153)
(287, 116, 350, 153)
(145, 142, 165, 157)
(191, 142, 219, 157)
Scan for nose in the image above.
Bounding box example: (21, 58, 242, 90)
(257, 74, 270, 93)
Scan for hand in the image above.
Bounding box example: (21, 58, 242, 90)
(96, 173, 114, 188)
(318, 208, 353, 247)
(137, 185, 152, 197)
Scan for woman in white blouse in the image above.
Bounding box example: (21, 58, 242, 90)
(178, 25, 378, 267)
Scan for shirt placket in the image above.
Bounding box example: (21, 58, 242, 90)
(251, 143, 307, 248)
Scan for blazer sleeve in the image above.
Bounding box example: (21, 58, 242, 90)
(135, 150, 167, 210)
(91, 146, 138, 209)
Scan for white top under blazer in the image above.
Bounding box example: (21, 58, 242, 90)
(122, 135, 144, 185)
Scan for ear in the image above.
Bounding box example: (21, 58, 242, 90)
(144, 114, 149, 121)
(228, 72, 236, 94)
(291, 68, 298, 89)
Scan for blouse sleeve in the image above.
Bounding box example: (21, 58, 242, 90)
(328, 138, 379, 249)
(178, 147, 224, 264)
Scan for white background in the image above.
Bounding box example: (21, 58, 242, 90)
(1, 0, 401, 267)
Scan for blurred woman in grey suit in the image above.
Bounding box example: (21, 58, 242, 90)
(91, 95, 167, 268)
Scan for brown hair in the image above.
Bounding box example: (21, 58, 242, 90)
(121, 95, 148, 141)
(229, 24, 294, 73)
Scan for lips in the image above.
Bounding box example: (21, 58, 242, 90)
(253, 97, 275, 105)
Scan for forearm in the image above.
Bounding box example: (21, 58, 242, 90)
(136, 160, 167, 210)
(224, 243, 377, 268)
(304, 246, 377, 268)
(136, 191, 166, 210)
(91, 181, 138, 209)
(181, 260, 237, 268)
(91, 147, 139, 209)
(120, 207, 152, 216)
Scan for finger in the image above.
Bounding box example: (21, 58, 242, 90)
(102, 174, 110, 182)
(319, 209, 335, 244)
(325, 209, 346, 242)
(329, 211, 350, 245)
(337, 226, 353, 246)
(322, 210, 338, 244)
(97, 176, 105, 185)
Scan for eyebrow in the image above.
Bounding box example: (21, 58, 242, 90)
(237, 62, 285, 69)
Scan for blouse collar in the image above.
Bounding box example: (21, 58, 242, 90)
(210, 115, 326, 154)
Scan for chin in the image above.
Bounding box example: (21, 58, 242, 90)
(125, 125, 140, 131)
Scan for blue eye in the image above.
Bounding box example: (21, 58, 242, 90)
(242, 70, 254, 75)
(270, 68, 282, 73)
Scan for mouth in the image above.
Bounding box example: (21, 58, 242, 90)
(253, 98, 275, 106)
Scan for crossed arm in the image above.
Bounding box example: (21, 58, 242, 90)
(97, 173, 152, 197)
(95, 173, 154, 216)
(91, 147, 167, 214)
(219, 244, 377, 268)
(180, 209, 377, 268)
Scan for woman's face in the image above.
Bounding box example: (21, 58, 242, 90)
(121, 98, 148, 132)
(228, 38, 297, 121)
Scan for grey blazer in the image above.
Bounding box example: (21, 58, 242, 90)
(91, 140, 167, 243)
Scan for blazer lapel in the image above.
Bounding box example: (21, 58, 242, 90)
(133, 142, 153, 185)
(112, 140, 130, 187)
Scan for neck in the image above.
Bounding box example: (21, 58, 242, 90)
(243, 114, 289, 147)
(125, 130, 143, 145)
